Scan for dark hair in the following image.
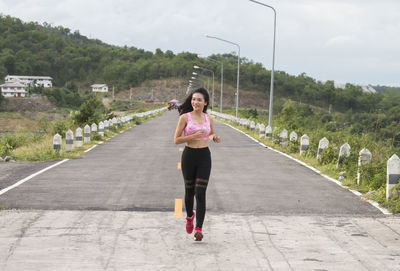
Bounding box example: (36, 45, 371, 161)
(178, 87, 209, 115)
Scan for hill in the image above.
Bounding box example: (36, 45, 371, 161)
(1, 14, 400, 116)
(1, 96, 55, 112)
(372, 85, 400, 94)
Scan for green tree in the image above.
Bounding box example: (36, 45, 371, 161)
(72, 97, 107, 125)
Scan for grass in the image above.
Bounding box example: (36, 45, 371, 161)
(0, 111, 68, 132)
(10, 110, 165, 162)
(216, 117, 400, 213)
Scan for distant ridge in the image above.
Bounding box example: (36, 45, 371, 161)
(333, 82, 377, 93)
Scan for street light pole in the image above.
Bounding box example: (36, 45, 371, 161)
(205, 34, 240, 118)
(193, 65, 215, 111)
(249, 0, 276, 127)
(205, 57, 224, 113)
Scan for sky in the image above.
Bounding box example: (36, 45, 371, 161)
(1, 0, 399, 86)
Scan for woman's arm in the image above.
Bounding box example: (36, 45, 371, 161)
(208, 116, 221, 143)
(174, 114, 204, 144)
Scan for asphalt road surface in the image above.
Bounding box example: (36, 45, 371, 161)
(0, 110, 382, 215)
(1, 110, 399, 271)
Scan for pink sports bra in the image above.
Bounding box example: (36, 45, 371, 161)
(183, 112, 211, 141)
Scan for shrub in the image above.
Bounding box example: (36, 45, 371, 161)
(92, 133, 102, 141)
(72, 97, 107, 125)
(37, 116, 51, 133)
(359, 162, 386, 190)
(0, 133, 28, 157)
(52, 119, 70, 136)
(288, 140, 299, 153)
(320, 146, 338, 165)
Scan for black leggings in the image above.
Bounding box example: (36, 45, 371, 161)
(181, 146, 211, 229)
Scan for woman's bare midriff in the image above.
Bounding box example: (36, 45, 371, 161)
(186, 139, 208, 148)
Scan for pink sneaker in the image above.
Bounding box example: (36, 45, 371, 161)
(194, 227, 203, 241)
(186, 212, 195, 234)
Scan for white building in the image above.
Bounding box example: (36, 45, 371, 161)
(0, 80, 27, 97)
(91, 84, 108, 92)
(5, 75, 53, 88)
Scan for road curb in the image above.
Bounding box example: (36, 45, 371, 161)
(219, 120, 391, 215)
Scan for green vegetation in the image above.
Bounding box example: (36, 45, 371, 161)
(11, 122, 132, 161)
(1, 14, 400, 211)
(372, 85, 400, 94)
(71, 97, 109, 125)
(0, 95, 164, 160)
(2, 108, 164, 161)
(0, 14, 396, 114)
(218, 101, 400, 213)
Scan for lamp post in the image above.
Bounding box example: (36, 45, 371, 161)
(205, 57, 224, 113)
(205, 34, 240, 118)
(249, 0, 276, 127)
(193, 65, 215, 111)
(192, 72, 207, 88)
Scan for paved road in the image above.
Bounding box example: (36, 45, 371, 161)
(0, 161, 57, 191)
(1, 110, 399, 271)
(0, 110, 381, 215)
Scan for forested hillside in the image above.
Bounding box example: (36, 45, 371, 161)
(2, 14, 400, 212)
(1, 14, 400, 117)
(372, 85, 400, 94)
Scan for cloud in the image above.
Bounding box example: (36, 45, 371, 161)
(325, 35, 360, 47)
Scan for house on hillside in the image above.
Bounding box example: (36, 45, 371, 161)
(91, 84, 108, 92)
(0, 80, 27, 97)
(5, 75, 53, 88)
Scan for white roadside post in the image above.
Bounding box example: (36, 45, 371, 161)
(91, 123, 98, 134)
(265, 125, 272, 139)
(53, 133, 61, 152)
(280, 129, 288, 148)
(317, 137, 329, 160)
(357, 148, 372, 185)
(75, 127, 83, 147)
(84, 124, 91, 143)
(290, 131, 298, 142)
(300, 134, 309, 155)
(65, 129, 74, 152)
(259, 124, 265, 139)
(104, 120, 109, 132)
(387, 154, 400, 200)
(337, 143, 351, 169)
(250, 121, 255, 131)
(99, 121, 104, 137)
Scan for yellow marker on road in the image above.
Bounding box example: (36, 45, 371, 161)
(174, 198, 183, 218)
(177, 162, 181, 169)
(179, 147, 183, 152)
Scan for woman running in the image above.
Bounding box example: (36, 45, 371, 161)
(174, 87, 221, 241)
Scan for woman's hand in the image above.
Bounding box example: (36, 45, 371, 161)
(212, 135, 221, 143)
(192, 130, 205, 139)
